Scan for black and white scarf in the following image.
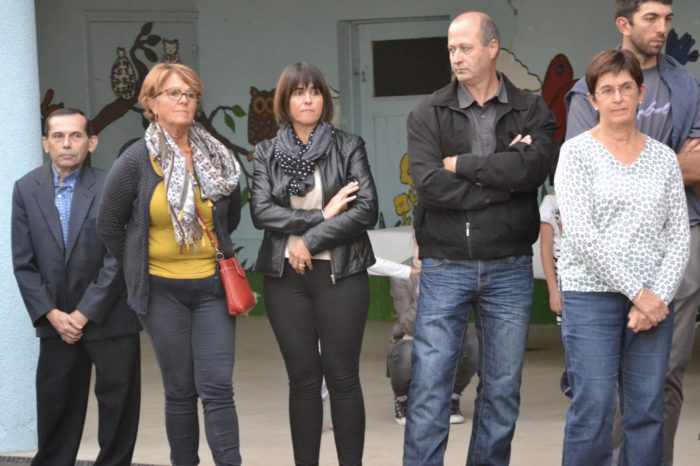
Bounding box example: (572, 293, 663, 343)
(145, 122, 240, 246)
(272, 122, 334, 199)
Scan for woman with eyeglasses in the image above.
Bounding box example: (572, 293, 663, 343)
(97, 63, 243, 466)
(555, 49, 689, 466)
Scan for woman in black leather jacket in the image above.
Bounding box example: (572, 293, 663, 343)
(250, 63, 378, 466)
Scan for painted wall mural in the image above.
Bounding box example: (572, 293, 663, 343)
(541, 54, 576, 146)
(392, 153, 416, 226)
(41, 22, 252, 198)
(247, 87, 278, 153)
(666, 29, 698, 65)
(40, 23, 697, 239)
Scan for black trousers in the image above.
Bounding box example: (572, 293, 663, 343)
(32, 334, 141, 466)
(264, 261, 369, 466)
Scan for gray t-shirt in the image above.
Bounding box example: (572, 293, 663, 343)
(637, 66, 673, 144)
(566, 66, 673, 144)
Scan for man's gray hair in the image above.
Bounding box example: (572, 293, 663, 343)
(480, 16, 500, 46)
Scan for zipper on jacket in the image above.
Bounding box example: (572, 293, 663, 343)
(464, 214, 473, 259)
(319, 166, 337, 285)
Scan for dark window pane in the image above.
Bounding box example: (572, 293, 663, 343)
(372, 36, 451, 97)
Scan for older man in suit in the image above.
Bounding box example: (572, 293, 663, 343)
(11, 108, 141, 466)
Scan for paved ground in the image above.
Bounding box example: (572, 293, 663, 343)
(2, 318, 699, 465)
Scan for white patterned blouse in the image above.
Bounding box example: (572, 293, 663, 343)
(554, 131, 690, 304)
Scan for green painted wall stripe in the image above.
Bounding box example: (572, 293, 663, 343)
(246, 272, 557, 324)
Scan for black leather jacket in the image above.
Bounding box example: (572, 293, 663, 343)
(250, 128, 378, 282)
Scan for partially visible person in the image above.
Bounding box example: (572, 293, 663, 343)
(556, 49, 689, 466)
(250, 63, 378, 466)
(379, 253, 478, 426)
(12, 108, 141, 466)
(97, 63, 243, 465)
(539, 169, 572, 398)
(539, 192, 562, 318)
(565, 4, 700, 461)
(403, 11, 554, 466)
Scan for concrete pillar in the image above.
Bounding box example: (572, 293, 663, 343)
(0, 0, 43, 453)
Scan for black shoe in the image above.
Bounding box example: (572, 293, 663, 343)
(450, 394, 465, 424)
(394, 396, 407, 426)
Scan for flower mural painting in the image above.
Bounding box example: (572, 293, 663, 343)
(393, 153, 417, 226)
(394, 193, 412, 225)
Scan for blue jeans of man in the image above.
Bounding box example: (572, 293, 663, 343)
(562, 292, 673, 466)
(403, 256, 533, 466)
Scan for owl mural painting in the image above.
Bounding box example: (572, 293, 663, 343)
(246, 87, 278, 161)
(161, 38, 182, 64)
(247, 87, 278, 145)
(110, 47, 137, 100)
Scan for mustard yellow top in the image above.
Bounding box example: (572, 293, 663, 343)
(148, 156, 218, 278)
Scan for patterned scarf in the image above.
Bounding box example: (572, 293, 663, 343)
(145, 122, 240, 246)
(272, 122, 334, 199)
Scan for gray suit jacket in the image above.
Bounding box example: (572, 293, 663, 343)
(11, 163, 141, 340)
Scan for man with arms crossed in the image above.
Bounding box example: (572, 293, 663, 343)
(403, 12, 554, 466)
(566, 2, 700, 463)
(11, 108, 141, 465)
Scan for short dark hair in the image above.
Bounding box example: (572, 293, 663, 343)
(273, 63, 334, 126)
(585, 49, 644, 95)
(614, 0, 673, 22)
(43, 108, 93, 137)
(480, 15, 500, 46)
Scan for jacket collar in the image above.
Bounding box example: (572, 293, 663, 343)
(429, 73, 530, 111)
(30, 163, 96, 261)
(64, 165, 96, 263)
(32, 163, 65, 253)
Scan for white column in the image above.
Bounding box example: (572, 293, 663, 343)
(0, 0, 42, 453)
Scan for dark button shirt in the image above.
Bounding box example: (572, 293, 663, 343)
(457, 75, 508, 156)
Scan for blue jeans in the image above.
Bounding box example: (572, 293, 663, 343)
(141, 275, 241, 466)
(403, 256, 533, 466)
(562, 292, 673, 466)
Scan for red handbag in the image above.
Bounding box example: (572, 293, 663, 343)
(216, 252, 256, 316)
(196, 208, 256, 316)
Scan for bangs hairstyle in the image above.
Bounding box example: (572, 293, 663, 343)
(585, 49, 644, 96)
(614, 0, 672, 22)
(273, 63, 334, 126)
(43, 107, 93, 137)
(138, 63, 203, 121)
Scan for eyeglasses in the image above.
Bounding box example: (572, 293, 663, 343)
(595, 82, 638, 99)
(158, 88, 200, 102)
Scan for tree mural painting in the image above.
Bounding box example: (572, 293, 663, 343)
(40, 22, 253, 205)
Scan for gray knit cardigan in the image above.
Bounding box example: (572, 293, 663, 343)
(96, 139, 241, 315)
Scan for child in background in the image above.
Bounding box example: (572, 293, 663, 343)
(540, 193, 563, 321)
(539, 158, 571, 398)
(369, 240, 478, 425)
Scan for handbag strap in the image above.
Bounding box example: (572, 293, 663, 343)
(194, 205, 224, 260)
